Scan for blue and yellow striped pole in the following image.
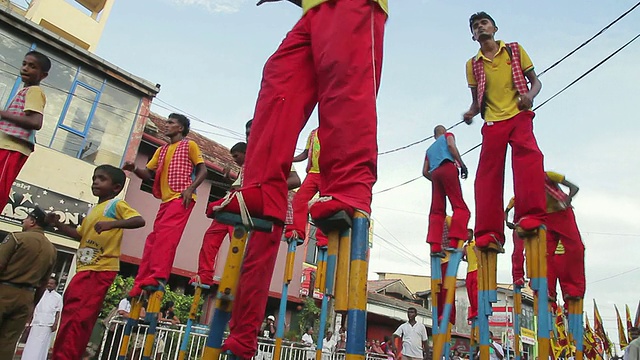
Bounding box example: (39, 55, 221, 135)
(335, 228, 351, 313)
(569, 299, 584, 360)
(345, 211, 369, 360)
(202, 223, 251, 359)
(179, 285, 205, 360)
(316, 247, 329, 360)
(274, 238, 298, 360)
(142, 286, 165, 360)
(430, 256, 442, 359)
(478, 250, 491, 360)
(469, 319, 478, 359)
(513, 285, 522, 360)
(118, 297, 143, 360)
(434, 241, 466, 358)
(533, 227, 550, 360)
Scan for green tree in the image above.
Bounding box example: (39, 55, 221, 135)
(99, 276, 204, 322)
(298, 297, 321, 340)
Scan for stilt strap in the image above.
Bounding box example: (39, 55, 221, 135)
(215, 212, 273, 232)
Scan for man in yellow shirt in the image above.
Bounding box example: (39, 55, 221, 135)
(462, 12, 546, 251)
(287, 128, 328, 246)
(0, 51, 50, 211)
(505, 171, 585, 301)
(123, 113, 207, 296)
(48, 165, 145, 359)
(463, 230, 478, 320)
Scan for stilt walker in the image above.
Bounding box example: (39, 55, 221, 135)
(423, 125, 470, 360)
(463, 10, 547, 360)
(178, 284, 206, 360)
(201, 213, 273, 359)
(123, 112, 207, 300)
(206, 0, 387, 354)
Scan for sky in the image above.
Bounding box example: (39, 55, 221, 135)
(91, 0, 640, 346)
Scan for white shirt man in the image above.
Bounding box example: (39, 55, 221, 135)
(625, 327, 640, 360)
(117, 298, 131, 316)
(488, 332, 504, 360)
(393, 307, 429, 360)
(22, 278, 63, 360)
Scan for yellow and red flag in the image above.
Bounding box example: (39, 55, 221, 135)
(616, 305, 628, 349)
(593, 300, 610, 354)
(635, 301, 640, 328)
(627, 304, 634, 342)
(584, 315, 599, 360)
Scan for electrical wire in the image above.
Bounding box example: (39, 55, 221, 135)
(376, 31, 640, 194)
(377, 2, 640, 156)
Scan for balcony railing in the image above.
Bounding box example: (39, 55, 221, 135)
(99, 318, 391, 360)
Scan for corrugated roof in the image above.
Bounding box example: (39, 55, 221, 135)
(367, 279, 401, 293)
(144, 113, 240, 175)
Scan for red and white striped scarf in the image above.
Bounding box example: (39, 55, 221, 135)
(471, 42, 530, 119)
(152, 139, 194, 199)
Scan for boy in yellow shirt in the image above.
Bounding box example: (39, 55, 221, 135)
(0, 51, 50, 211)
(48, 165, 145, 360)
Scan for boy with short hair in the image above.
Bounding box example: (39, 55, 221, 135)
(123, 113, 207, 296)
(0, 51, 50, 210)
(49, 165, 145, 360)
(463, 11, 546, 250)
(287, 128, 328, 246)
(192, 142, 246, 286)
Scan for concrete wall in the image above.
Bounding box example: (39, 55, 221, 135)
(25, 0, 114, 51)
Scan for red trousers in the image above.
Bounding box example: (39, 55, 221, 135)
(0, 149, 27, 210)
(547, 208, 585, 299)
(197, 220, 233, 283)
(241, 0, 386, 222)
(437, 262, 456, 325)
(223, 224, 283, 358)
(52, 270, 117, 360)
(427, 162, 470, 249)
(135, 198, 194, 284)
(466, 270, 478, 320)
(289, 172, 328, 246)
(512, 231, 525, 282)
(474, 111, 546, 245)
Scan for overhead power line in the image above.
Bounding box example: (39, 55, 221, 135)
(377, 1, 640, 156)
(376, 31, 640, 194)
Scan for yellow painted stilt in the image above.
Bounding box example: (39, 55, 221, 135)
(202, 212, 273, 360)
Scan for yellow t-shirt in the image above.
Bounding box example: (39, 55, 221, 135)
(466, 41, 534, 122)
(146, 140, 204, 203)
(0, 86, 46, 156)
(545, 171, 566, 213)
(508, 172, 567, 213)
(303, 0, 388, 15)
(76, 199, 141, 271)
(306, 130, 321, 174)
(466, 240, 478, 272)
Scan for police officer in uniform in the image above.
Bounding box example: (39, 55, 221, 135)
(0, 207, 57, 359)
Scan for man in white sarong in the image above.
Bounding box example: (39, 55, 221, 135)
(22, 278, 63, 360)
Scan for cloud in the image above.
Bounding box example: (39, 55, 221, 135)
(170, 0, 247, 13)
